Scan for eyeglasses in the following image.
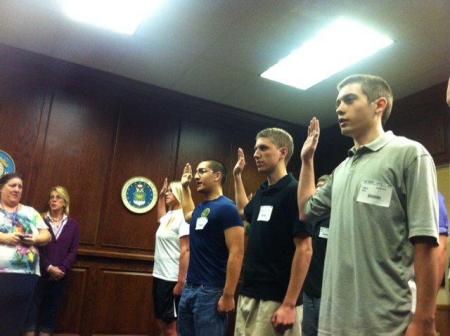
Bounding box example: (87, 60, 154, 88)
(195, 168, 213, 175)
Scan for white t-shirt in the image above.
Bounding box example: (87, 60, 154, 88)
(152, 209, 189, 282)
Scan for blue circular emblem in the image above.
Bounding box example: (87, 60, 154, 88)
(0, 150, 16, 177)
(121, 177, 158, 214)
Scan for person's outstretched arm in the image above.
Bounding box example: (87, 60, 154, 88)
(181, 163, 195, 223)
(157, 177, 168, 221)
(437, 234, 448, 288)
(271, 235, 312, 334)
(405, 237, 438, 336)
(217, 226, 245, 313)
(173, 236, 190, 297)
(298, 117, 320, 221)
(233, 148, 249, 218)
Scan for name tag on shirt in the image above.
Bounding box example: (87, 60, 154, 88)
(257, 205, 273, 222)
(195, 217, 208, 230)
(318, 226, 329, 239)
(408, 280, 416, 313)
(356, 180, 393, 207)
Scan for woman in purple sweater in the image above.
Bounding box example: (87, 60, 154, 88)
(24, 186, 80, 336)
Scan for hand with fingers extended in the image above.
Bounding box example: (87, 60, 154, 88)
(159, 177, 168, 198)
(301, 117, 320, 162)
(181, 163, 192, 187)
(233, 148, 246, 177)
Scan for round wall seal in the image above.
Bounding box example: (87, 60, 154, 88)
(121, 177, 158, 214)
(0, 150, 16, 178)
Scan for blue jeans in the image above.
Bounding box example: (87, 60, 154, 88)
(302, 292, 321, 336)
(178, 284, 228, 336)
(24, 276, 67, 332)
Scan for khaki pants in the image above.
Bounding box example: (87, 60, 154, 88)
(234, 295, 302, 336)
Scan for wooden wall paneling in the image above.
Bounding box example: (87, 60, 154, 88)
(0, 72, 48, 201)
(89, 265, 155, 335)
(30, 80, 120, 246)
(55, 267, 90, 335)
(100, 95, 179, 252)
(387, 81, 449, 165)
(176, 119, 236, 204)
(388, 104, 447, 159)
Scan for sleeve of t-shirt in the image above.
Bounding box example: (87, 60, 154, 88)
(179, 220, 190, 238)
(438, 194, 449, 236)
(304, 172, 333, 221)
(221, 202, 244, 231)
(405, 150, 439, 242)
(34, 209, 48, 230)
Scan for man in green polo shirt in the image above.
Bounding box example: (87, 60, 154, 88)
(298, 74, 439, 335)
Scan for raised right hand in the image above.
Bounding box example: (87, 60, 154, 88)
(301, 117, 320, 162)
(159, 177, 168, 197)
(181, 163, 192, 187)
(233, 148, 246, 176)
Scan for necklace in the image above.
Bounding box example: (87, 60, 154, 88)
(47, 212, 67, 239)
(49, 211, 64, 223)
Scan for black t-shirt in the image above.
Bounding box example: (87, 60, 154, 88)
(303, 215, 330, 298)
(240, 173, 310, 304)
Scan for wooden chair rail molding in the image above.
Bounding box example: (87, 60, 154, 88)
(77, 248, 154, 262)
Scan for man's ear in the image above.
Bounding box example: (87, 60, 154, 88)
(279, 147, 288, 160)
(213, 171, 222, 183)
(374, 97, 388, 118)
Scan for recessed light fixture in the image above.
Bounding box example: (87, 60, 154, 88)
(261, 18, 394, 90)
(61, 0, 162, 35)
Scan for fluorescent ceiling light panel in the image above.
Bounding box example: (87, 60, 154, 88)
(261, 18, 394, 90)
(61, 0, 161, 35)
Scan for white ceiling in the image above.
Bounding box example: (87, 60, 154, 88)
(0, 0, 449, 126)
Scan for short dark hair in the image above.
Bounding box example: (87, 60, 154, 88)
(256, 127, 294, 164)
(205, 160, 227, 185)
(0, 173, 22, 189)
(337, 74, 394, 125)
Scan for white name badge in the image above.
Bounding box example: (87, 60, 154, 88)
(356, 180, 393, 207)
(318, 226, 329, 239)
(408, 280, 416, 313)
(195, 217, 208, 230)
(257, 205, 273, 222)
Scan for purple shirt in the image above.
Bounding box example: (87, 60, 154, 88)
(439, 193, 449, 236)
(39, 217, 80, 275)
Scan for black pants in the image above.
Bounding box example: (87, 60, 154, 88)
(24, 276, 67, 333)
(0, 273, 39, 336)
